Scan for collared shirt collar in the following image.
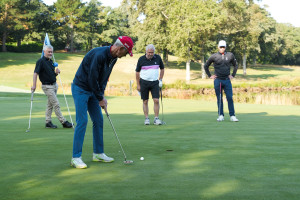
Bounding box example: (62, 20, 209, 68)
(218, 51, 227, 55)
(108, 45, 114, 59)
(43, 56, 53, 62)
(145, 54, 156, 60)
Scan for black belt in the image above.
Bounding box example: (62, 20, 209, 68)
(43, 82, 56, 85)
(217, 78, 229, 80)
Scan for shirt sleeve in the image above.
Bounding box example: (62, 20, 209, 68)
(98, 58, 117, 100)
(158, 55, 165, 69)
(135, 57, 142, 72)
(204, 55, 214, 77)
(88, 54, 104, 101)
(34, 59, 42, 74)
(231, 54, 238, 77)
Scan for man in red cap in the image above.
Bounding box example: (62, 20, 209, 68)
(70, 36, 133, 169)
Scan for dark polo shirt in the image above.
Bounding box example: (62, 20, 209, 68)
(34, 56, 56, 84)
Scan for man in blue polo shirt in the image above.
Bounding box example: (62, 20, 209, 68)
(136, 44, 165, 125)
(71, 36, 134, 169)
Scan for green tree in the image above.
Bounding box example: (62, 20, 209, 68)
(53, 0, 86, 52)
(128, 0, 171, 65)
(0, 0, 12, 52)
(0, 0, 41, 51)
(271, 24, 300, 65)
(167, 0, 221, 81)
(80, 0, 106, 50)
(100, 5, 131, 45)
(219, 0, 271, 74)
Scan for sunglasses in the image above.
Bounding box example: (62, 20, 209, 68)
(219, 46, 226, 48)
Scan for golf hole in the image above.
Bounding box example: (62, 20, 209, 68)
(166, 149, 173, 152)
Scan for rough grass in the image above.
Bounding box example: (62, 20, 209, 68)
(1, 92, 300, 200)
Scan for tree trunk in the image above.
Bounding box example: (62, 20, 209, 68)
(163, 49, 168, 66)
(243, 50, 247, 75)
(70, 24, 75, 52)
(88, 37, 92, 51)
(17, 39, 21, 47)
(2, 4, 9, 52)
(253, 57, 256, 65)
(186, 47, 191, 82)
(201, 55, 206, 79)
(186, 59, 191, 82)
(2, 31, 7, 52)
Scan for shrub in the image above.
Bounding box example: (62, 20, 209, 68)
(4, 43, 43, 52)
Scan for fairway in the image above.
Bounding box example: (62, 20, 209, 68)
(1, 92, 300, 200)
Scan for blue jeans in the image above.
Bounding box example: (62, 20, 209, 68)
(72, 83, 104, 158)
(214, 79, 235, 116)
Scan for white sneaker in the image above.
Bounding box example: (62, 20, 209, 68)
(71, 157, 87, 169)
(144, 118, 150, 125)
(93, 153, 114, 163)
(217, 115, 224, 122)
(230, 116, 239, 122)
(154, 117, 162, 125)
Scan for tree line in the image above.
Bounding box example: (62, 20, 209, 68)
(1, 0, 299, 76)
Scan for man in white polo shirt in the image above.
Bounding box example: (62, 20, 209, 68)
(136, 44, 165, 125)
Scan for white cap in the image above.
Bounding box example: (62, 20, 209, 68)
(218, 40, 226, 47)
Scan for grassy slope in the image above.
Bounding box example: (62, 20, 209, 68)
(0, 92, 300, 200)
(0, 52, 299, 94)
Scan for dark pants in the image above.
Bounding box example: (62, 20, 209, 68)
(71, 83, 104, 158)
(214, 79, 235, 116)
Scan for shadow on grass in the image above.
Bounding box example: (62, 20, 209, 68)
(239, 74, 278, 80)
(247, 65, 295, 71)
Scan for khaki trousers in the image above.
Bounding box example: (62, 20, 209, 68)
(42, 83, 66, 123)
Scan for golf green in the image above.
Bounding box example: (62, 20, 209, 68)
(1, 92, 300, 200)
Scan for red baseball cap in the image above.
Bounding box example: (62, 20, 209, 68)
(118, 36, 134, 56)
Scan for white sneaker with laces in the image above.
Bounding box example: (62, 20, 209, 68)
(93, 153, 114, 163)
(230, 116, 239, 122)
(71, 157, 87, 169)
(154, 117, 162, 125)
(144, 118, 150, 125)
(217, 115, 224, 122)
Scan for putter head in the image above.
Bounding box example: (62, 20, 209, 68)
(124, 160, 134, 164)
(25, 130, 30, 133)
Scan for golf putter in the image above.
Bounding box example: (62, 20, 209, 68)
(160, 88, 166, 125)
(218, 82, 222, 121)
(104, 107, 133, 164)
(53, 54, 74, 129)
(26, 91, 34, 133)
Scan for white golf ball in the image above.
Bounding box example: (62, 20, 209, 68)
(140, 157, 144, 161)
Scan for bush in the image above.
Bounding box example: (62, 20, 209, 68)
(4, 43, 43, 52)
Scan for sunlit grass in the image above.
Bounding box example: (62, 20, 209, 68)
(1, 52, 300, 93)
